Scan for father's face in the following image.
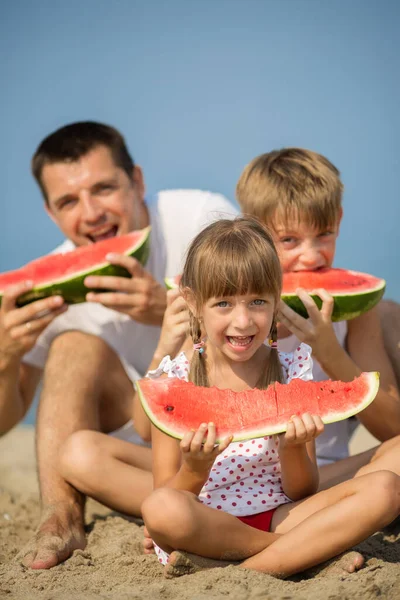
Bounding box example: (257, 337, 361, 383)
(42, 145, 149, 246)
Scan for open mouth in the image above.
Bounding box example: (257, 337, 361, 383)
(87, 225, 118, 243)
(226, 335, 255, 347)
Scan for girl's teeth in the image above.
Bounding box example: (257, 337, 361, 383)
(228, 336, 252, 346)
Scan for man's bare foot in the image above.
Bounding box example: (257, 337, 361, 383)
(143, 526, 155, 555)
(302, 551, 365, 579)
(164, 551, 239, 578)
(17, 503, 86, 570)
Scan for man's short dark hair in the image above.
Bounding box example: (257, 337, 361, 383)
(32, 121, 135, 203)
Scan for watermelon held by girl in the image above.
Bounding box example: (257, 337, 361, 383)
(164, 268, 385, 321)
(137, 371, 379, 442)
(0, 227, 151, 307)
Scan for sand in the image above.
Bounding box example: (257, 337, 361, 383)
(1, 425, 399, 600)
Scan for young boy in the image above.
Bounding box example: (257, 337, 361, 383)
(236, 148, 400, 489)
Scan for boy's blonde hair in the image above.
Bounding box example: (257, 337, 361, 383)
(236, 148, 343, 229)
(180, 217, 284, 389)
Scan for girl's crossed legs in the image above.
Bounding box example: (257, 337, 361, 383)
(143, 470, 400, 578)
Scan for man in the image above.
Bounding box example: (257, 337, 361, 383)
(0, 121, 237, 569)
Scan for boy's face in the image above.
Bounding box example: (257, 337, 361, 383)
(270, 213, 341, 273)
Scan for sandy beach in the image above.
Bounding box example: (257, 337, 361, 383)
(1, 425, 399, 600)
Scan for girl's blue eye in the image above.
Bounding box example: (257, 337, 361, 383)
(216, 301, 229, 307)
(252, 299, 266, 306)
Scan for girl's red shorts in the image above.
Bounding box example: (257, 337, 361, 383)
(237, 508, 276, 532)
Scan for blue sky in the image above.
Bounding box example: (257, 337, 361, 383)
(1, 0, 399, 299)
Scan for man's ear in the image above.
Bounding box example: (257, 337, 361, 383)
(132, 165, 146, 203)
(44, 202, 58, 225)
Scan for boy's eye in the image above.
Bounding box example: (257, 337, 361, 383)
(251, 299, 266, 306)
(216, 300, 229, 308)
(280, 236, 297, 245)
(318, 230, 335, 238)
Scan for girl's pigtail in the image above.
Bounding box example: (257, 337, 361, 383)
(188, 313, 209, 387)
(258, 319, 284, 388)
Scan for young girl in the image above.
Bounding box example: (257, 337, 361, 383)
(142, 217, 400, 578)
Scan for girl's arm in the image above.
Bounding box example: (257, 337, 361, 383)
(278, 414, 323, 501)
(152, 423, 232, 494)
(279, 292, 400, 441)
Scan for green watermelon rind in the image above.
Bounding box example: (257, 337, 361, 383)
(164, 276, 179, 290)
(1, 227, 151, 307)
(136, 371, 380, 443)
(282, 277, 386, 322)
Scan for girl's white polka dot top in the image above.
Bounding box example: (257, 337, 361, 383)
(147, 343, 313, 516)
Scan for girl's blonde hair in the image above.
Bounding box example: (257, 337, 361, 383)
(180, 217, 284, 389)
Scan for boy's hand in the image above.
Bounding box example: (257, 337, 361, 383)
(180, 422, 232, 475)
(279, 413, 324, 450)
(153, 289, 189, 360)
(278, 287, 341, 364)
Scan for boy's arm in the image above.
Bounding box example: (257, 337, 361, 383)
(279, 293, 400, 441)
(345, 306, 400, 440)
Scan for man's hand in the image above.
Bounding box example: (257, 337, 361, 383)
(278, 287, 342, 365)
(84, 253, 167, 326)
(0, 281, 67, 361)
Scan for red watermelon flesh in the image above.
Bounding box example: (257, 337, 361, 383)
(137, 372, 379, 442)
(0, 227, 150, 306)
(282, 268, 385, 321)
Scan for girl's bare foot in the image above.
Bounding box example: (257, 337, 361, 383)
(302, 551, 365, 579)
(143, 526, 155, 555)
(164, 550, 239, 578)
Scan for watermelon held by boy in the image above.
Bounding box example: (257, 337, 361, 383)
(282, 268, 385, 321)
(0, 227, 151, 307)
(137, 371, 379, 442)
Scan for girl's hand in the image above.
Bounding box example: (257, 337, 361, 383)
(153, 289, 190, 360)
(278, 287, 341, 364)
(180, 422, 232, 474)
(279, 413, 324, 450)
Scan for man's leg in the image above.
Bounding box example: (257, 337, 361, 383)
(379, 299, 400, 388)
(19, 331, 134, 569)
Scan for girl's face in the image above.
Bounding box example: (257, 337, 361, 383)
(199, 292, 275, 363)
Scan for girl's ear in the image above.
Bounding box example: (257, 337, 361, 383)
(182, 287, 199, 317)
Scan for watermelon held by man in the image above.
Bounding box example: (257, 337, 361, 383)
(165, 268, 386, 322)
(137, 372, 380, 443)
(0, 227, 151, 307)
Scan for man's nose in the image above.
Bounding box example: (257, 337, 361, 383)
(81, 194, 104, 222)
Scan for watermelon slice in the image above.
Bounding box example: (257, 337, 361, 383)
(164, 268, 385, 321)
(0, 227, 151, 307)
(137, 371, 379, 442)
(282, 268, 386, 321)
(165, 275, 181, 290)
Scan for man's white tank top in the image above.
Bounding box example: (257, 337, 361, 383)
(278, 321, 358, 465)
